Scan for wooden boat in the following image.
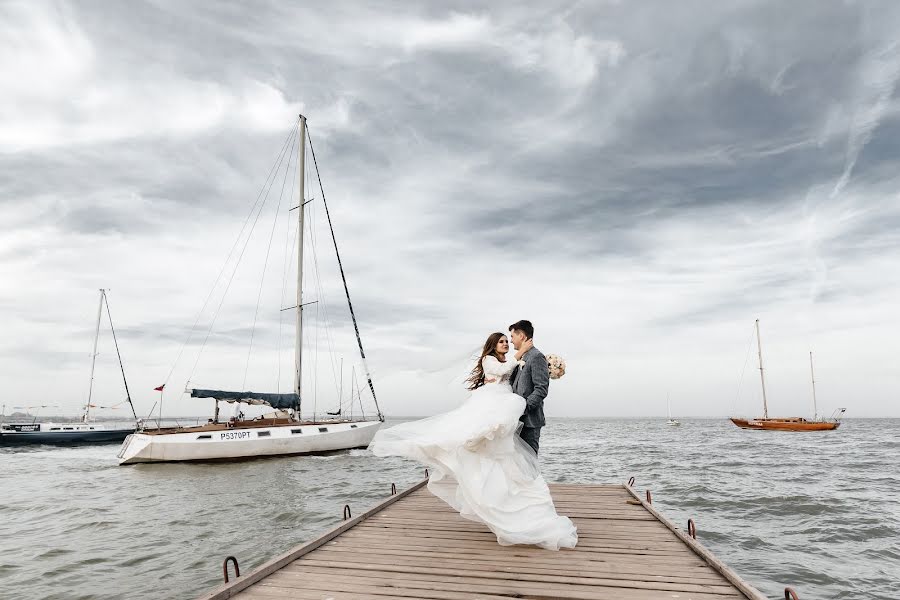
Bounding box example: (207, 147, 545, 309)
(729, 320, 845, 432)
(1, 289, 137, 445)
(729, 416, 842, 431)
(118, 115, 383, 464)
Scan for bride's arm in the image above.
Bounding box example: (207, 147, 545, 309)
(482, 355, 521, 382)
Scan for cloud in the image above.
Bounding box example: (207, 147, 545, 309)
(399, 13, 491, 51)
(830, 42, 900, 198)
(0, 3, 306, 152)
(1, 1, 899, 420)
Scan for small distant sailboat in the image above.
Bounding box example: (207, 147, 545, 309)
(0, 289, 137, 445)
(729, 320, 845, 432)
(665, 394, 681, 426)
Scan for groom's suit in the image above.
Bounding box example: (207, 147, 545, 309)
(511, 346, 549, 454)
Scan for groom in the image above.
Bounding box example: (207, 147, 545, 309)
(509, 319, 549, 455)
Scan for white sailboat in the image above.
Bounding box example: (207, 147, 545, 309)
(665, 393, 681, 427)
(117, 115, 383, 465)
(1, 289, 137, 445)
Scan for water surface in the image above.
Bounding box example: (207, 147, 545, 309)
(1, 418, 897, 599)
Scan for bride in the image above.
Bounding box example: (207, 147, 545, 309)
(368, 332, 577, 550)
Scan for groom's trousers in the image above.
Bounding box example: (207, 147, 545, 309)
(518, 426, 541, 455)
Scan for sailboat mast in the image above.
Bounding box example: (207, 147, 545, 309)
(103, 289, 138, 421)
(83, 289, 105, 423)
(755, 319, 769, 419)
(809, 351, 818, 419)
(294, 115, 307, 406)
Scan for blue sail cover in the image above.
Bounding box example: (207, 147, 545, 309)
(190, 388, 300, 410)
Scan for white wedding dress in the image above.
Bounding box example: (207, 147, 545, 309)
(369, 355, 577, 550)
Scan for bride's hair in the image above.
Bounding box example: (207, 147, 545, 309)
(465, 332, 507, 391)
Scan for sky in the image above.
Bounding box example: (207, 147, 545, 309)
(1, 1, 898, 420)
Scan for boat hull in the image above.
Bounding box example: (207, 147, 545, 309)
(117, 419, 381, 464)
(0, 424, 135, 445)
(729, 417, 840, 431)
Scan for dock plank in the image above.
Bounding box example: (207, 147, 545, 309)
(304, 549, 726, 581)
(200, 482, 767, 600)
(288, 559, 740, 594)
(258, 569, 745, 600)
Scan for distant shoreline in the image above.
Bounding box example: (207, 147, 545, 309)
(5, 414, 893, 422)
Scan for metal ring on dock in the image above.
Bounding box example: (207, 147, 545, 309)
(627, 476, 635, 487)
(645, 490, 652, 504)
(391, 483, 397, 495)
(343, 504, 352, 520)
(687, 519, 696, 539)
(222, 556, 240, 583)
(784, 588, 800, 599)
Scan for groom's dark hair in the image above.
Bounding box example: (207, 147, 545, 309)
(509, 320, 534, 339)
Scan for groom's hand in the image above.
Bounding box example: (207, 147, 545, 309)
(515, 338, 533, 360)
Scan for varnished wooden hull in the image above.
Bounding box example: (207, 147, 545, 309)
(729, 417, 840, 431)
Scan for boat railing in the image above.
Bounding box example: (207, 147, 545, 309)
(138, 417, 209, 431)
(827, 408, 847, 422)
(136, 413, 373, 432)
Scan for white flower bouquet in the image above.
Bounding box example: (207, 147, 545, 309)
(547, 354, 566, 380)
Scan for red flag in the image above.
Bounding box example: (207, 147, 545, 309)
(154, 384, 165, 391)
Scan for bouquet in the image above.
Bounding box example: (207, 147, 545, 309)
(547, 354, 566, 380)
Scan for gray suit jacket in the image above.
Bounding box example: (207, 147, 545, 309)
(511, 346, 549, 429)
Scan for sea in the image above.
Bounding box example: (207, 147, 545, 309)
(1, 418, 898, 600)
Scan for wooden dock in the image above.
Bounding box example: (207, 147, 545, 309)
(199, 480, 769, 600)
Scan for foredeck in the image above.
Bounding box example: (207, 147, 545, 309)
(140, 418, 367, 435)
(199, 480, 768, 600)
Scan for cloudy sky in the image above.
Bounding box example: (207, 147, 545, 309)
(2, 1, 898, 420)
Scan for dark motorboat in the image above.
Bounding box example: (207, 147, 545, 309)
(0, 421, 135, 445)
